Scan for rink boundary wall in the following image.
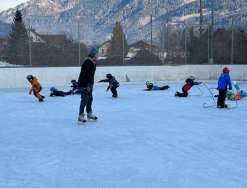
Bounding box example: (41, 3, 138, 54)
(0, 65, 247, 88)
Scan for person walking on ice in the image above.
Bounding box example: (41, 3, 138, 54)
(26, 75, 45, 102)
(175, 76, 202, 97)
(217, 67, 232, 108)
(77, 47, 98, 123)
(144, 81, 170, 91)
(98, 74, 120, 98)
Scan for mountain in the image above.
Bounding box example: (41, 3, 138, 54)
(0, 20, 10, 38)
(0, 0, 246, 44)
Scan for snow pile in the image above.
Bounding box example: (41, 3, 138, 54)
(0, 84, 247, 188)
(0, 61, 17, 67)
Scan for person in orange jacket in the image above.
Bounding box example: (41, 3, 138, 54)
(26, 75, 45, 102)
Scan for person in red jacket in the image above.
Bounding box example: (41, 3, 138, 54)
(175, 76, 202, 97)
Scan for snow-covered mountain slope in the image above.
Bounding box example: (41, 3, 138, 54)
(0, 0, 246, 44)
(0, 20, 10, 37)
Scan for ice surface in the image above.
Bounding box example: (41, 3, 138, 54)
(0, 83, 247, 188)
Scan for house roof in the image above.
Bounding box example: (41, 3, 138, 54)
(129, 40, 159, 50)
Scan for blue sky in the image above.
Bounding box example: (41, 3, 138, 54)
(0, 0, 29, 11)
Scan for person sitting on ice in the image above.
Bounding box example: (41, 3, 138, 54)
(98, 73, 120, 98)
(175, 76, 202, 97)
(144, 81, 170, 91)
(217, 67, 232, 108)
(27, 75, 45, 102)
(227, 81, 247, 101)
(50, 87, 73, 97)
(70, 80, 81, 94)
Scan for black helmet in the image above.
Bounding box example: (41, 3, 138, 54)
(106, 74, 113, 79)
(26, 75, 33, 81)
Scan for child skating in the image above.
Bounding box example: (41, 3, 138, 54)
(50, 87, 73, 97)
(70, 80, 81, 94)
(26, 75, 45, 102)
(175, 76, 202, 97)
(99, 74, 120, 98)
(226, 81, 247, 101)
(217, 67, 232, 108)
(144, 81, 170, 91)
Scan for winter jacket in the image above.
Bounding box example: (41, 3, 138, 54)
(99, 77, 120, 89)
(78, 58, 96, 88)
(218, 73, 232, 90)
(182, 79, 201, 92)
(29, 77, 42, 94)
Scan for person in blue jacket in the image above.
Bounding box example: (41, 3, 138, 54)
(144, 81, 170, 91)
(217, 67, 232, 108)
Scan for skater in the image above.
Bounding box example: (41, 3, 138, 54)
(227, 82, 247, 101)
(70, 80, 81, 94)
(217, 67, 232, 108)
(144, 81, 170, 91)
(50, 87, 73, 97)
(77, 47, 98, 123)
(175, 76, 202, 97)
(26, 75, 45, 102)
(98, 74, 120, 98)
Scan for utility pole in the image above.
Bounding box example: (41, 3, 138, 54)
(209, 0, 214, 64)
(150, 0, 153, 54)
(230, 17, 234, 64)
(77, 19, 81, 66)
(199, 0, 203, 36)
(28, 18, 32, 67)
(150, 14, 153, 54)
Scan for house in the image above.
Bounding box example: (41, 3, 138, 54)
(98, 40, 111, 57)
(128, 40, 161, 59)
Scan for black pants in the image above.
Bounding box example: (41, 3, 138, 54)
(111, 87, 118, 98)
(160, 85, 169, 90)
(217, 89, 227, 108)
(175, 91, 188, 97)
(50, 90, 72, 97)
(79, 87, 93, 115)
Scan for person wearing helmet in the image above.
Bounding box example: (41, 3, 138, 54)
(26, 75, 45, 102)
(77, 47, 98, 123)
(144, 81, 170, 91)
(175, 76, 202, 97)
(49, 87, 73, 97)
(217, 67, 232, 108)
(98, 73, 120, 98)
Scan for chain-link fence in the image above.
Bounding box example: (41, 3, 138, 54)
(0, 16, 247, 67)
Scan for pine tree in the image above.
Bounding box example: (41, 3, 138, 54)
(109, 22, 128, 58)
(5, 10, 29, 65)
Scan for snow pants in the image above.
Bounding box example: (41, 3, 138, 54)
(217, 89, 227, 108)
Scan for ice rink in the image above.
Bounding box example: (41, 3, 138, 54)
(0, 83, 247, 188)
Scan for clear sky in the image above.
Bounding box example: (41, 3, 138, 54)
(0, 0, 29, 11)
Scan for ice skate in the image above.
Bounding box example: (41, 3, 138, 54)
(87, 113, 98, 121)
(78, 114, 87, 124)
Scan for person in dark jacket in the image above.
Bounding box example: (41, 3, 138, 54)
(99, 74, 120, 98)
(175, 76, 202, 97)
(217, 67, 232, 108)
(49, 87, 73, 97)
(70, 80, 81, 94)
(77, 47, 98, 123)
(144, 81, 170, 91)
